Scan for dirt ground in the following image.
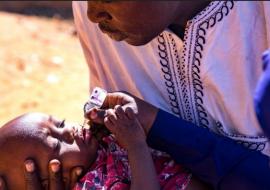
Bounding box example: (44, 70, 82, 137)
(0, 12, 89, 126)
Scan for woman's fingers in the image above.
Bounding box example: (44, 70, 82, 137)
(85, 108, 106, 124)
(69, 167, 83, 189)
(0, 176, 7, 190)
(85, 92, 137, 124)
(23, 159, 67, 190)
(85, 91, 158, 136)
(24, 159, 43, 190)
(48, 159, 64, 190)
(125, 106, 136, 120)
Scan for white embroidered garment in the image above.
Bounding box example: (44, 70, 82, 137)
(73, 1, 270, 155)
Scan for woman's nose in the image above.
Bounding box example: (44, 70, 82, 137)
(87, 2, 112, 23)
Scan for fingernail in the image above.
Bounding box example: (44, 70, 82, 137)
(25, 160, 35, 172)
(90, 110, 97, 119)
(75, 168, 83, 176)
(50, 162, 60, 173)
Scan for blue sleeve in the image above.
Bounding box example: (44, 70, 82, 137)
(254, 49, 270, 138)
(147, 110, 270, 190)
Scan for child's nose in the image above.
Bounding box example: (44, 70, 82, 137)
(61, 126, 76, 144)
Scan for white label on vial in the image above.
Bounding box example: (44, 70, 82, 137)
(89, 87, 107, 108)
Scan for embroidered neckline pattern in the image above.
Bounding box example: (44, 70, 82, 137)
(188, 1, 234, 128)
(157, 1, 268, 152)
(216, 122, 267, 151)
(168, 32, 192, 122)
(157, 34, 181, 116)
(216, 121, 266, 139)
(157, 1, 234, 128)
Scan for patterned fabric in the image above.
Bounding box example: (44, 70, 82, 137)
(74, 136, 191, 190)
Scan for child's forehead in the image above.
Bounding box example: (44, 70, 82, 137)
(2, 113, 52, 137)
(0, 115, 53, 154)
(20, 112, 50, 123)
(17, 113, 55, 129)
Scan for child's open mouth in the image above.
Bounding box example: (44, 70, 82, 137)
(74, 124, 93, 145)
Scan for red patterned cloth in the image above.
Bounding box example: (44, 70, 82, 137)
(74, 136, 191, 190)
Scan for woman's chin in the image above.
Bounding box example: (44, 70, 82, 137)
(106, 32, 128, 42)
(124, 35, 155, 46)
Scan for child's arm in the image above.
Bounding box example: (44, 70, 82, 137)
(127, 141, 160, 190)
(104, 106, 160, 190)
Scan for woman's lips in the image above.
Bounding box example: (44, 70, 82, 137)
(98, 23, 128, 41)
(98, 23, 119, 33)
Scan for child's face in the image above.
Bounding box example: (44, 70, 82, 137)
(0, 112, 99, 189)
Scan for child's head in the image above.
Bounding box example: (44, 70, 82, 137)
(0, 112, 99, 189)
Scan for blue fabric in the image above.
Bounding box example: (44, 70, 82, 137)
(147, 110, 270, 190)
(254, 49, 270, 138)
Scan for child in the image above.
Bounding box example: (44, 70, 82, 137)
(0, 111, 208, 190)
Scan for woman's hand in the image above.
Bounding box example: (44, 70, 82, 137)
(104, 105, 147, 150)
(85, 91, 158, 135)
(0, 159, 82, 190)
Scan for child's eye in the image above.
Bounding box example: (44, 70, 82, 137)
(57, 119, 65, 128)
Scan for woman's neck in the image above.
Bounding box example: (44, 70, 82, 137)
(170, 1, 211, 39)
(174, 1, 211, 26)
